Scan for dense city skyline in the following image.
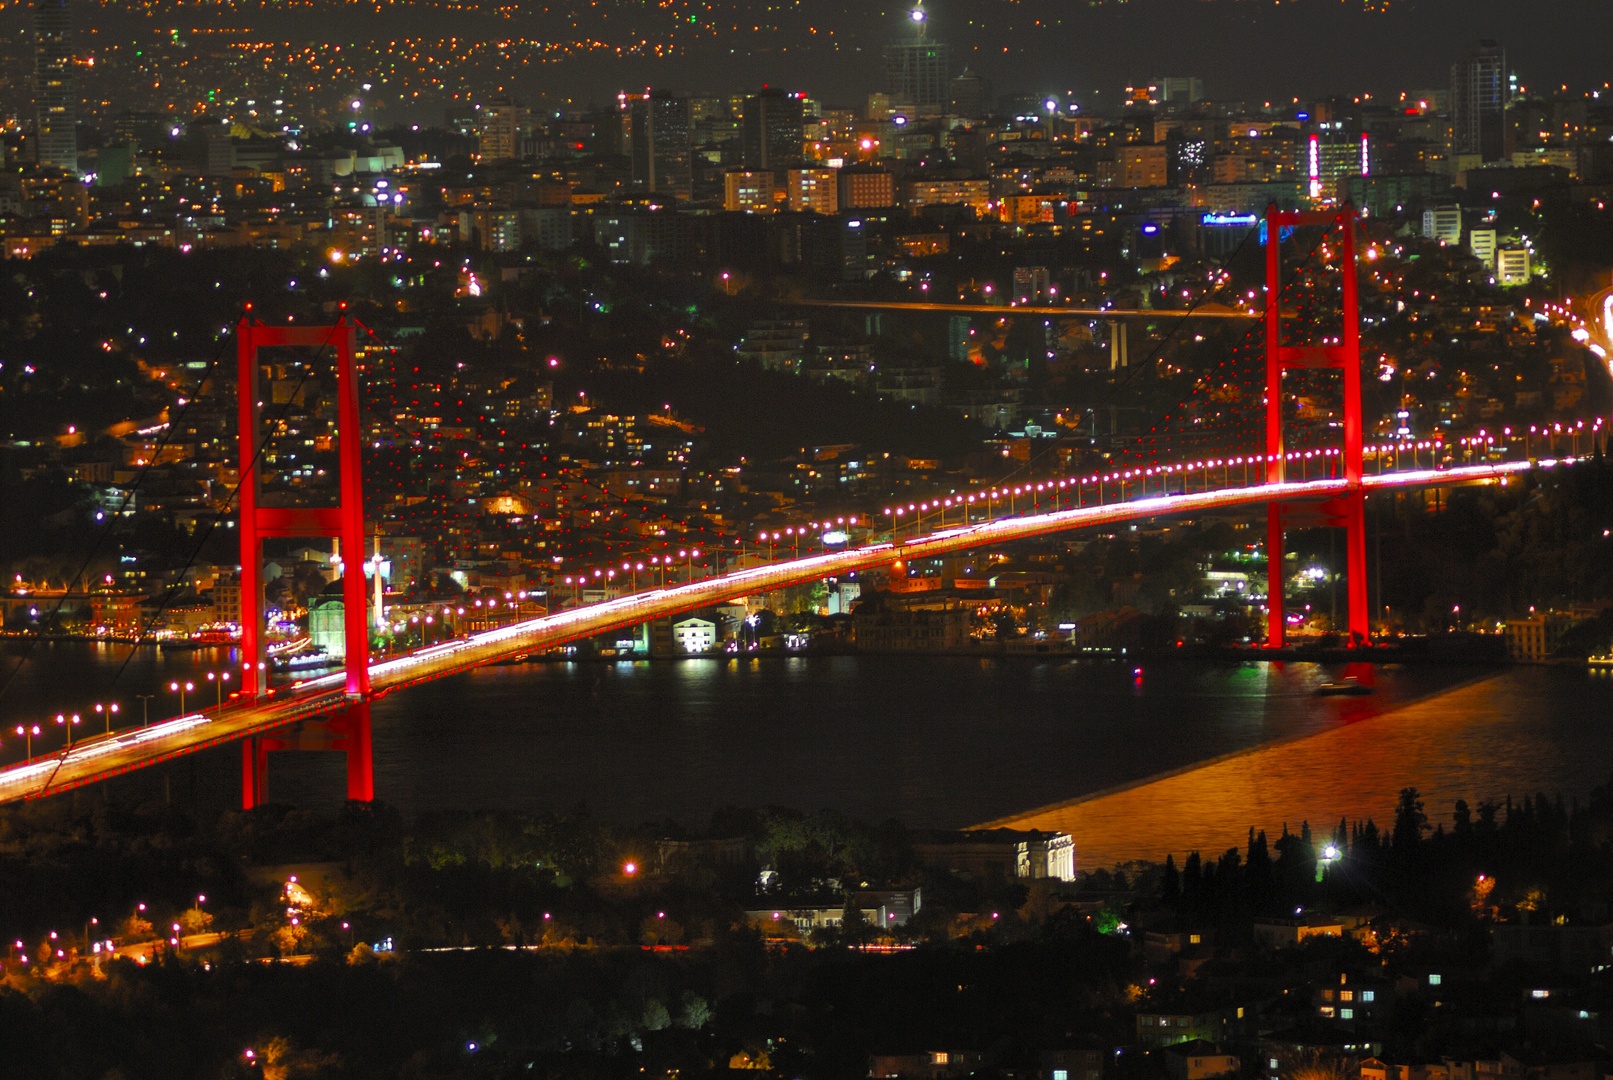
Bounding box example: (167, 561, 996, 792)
(2, 0, 1613, 121)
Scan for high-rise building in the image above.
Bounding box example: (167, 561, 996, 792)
(1451, 40, 1508, 162)
(742, 88, 805, 170)
(33, 0, 77, 173)
(1101, 145, 1168, 188)
(1012, 267, 1050, 304)
(787, 168, 838, 214)
(1421, 205, 1463, 245)
(724, 170, 775, 213)
(884, 2, 951, 117)
(947, 69, 991, 118)
(1496, 247, 1530, 286)
(838, 166, 896, 209)
(627, 90, 693, 199)
(478, 97, 530, 162)
(1146, 77, 1204, 104)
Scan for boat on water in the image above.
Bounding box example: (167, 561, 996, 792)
(272, 650, 338, 671)
(1315, 676, 1374, 697)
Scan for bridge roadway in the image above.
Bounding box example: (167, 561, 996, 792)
(789, 299, 1257, 319)
(0, 458, 1558, 805)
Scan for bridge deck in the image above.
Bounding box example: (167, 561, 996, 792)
(0, 460, 1551, 805)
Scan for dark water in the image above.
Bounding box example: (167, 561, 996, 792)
(8, 642, 1610, 845)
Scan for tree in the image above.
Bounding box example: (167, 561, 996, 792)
(1160, 854, 1181, 905)
(1393, 788, 1429, 853)
(641, 999, 671, 1032)
(676, 992, 712, 1030)
(841, 896, 869, 946)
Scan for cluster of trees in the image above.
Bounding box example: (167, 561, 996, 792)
(1157, 778, 1613, 932)
(0, 796, 1134, 1078)
(1377, 456, 1613, 634)
(10, 776, 1613, 1076)
(0, 798, 1042, 961)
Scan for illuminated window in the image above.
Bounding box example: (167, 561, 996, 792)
(1361, 991, 1375, 1002)
(1053, 1072, 1069, 1080)
(933, 1053, 949, 1066)
(1428, 974, 1442, 986)
(1340, 991, 1353, 1002)
(1341, 1009, 1354, 1020)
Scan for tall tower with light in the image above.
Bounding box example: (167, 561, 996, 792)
(884, 1, 951, 117)
(33, 0, 77, 173)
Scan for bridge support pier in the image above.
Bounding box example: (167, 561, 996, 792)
(239, 703, 374, 810)
(236, 316, 374, 809)
(1265, 490, 1370, 649)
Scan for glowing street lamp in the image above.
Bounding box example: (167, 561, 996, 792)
(55, 712, 82, 750)
(93, 702, 120, 735)
(205, 671, 232, 710)
(15, 724, 41, 761)
(169, 680, 195, 716)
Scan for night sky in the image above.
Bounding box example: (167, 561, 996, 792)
(4, 0, 1610, 117)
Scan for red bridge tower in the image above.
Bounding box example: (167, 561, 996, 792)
(1263, 205, 1370, 648)
(236, 317, 374, 807)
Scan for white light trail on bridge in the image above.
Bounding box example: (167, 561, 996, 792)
(0, 456, 1566, 805)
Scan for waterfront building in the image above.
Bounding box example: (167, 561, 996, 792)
(671, 617, 716, 653)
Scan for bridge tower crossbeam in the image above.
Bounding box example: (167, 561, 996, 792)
(1263, 205, 1369, 648)
(236, 317, 373, 807)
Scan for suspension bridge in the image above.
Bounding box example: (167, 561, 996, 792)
(0, 207, 1591, 809)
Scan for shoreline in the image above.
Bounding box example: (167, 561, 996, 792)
(973, 669, 1504, 832)
(976, 670, 1564, 869)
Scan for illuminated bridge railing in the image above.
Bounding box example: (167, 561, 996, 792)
(0, 446, 1603, 806)
(873, 429, 1584, 545)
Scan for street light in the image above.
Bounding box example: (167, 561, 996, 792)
(168, 680, 194, 717)
(55, 712, 82, 750)
(15, 724, 40, 761)
(136, 694, 155, 727)
(205, 671, 231, 710)
(93, 702, 120, 735)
